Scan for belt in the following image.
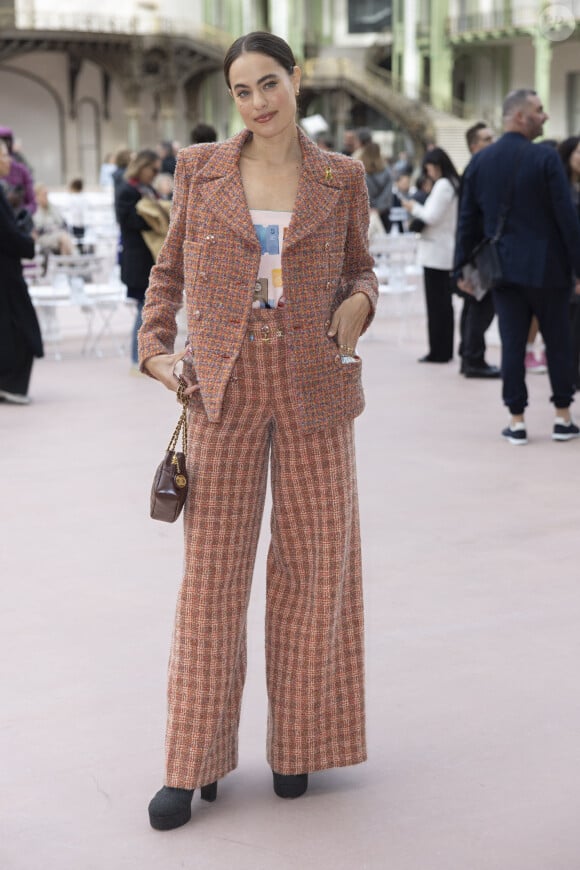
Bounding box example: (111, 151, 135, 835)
(248, 324, 285, 342)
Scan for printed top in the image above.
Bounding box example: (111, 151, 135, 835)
(250, 209, 292, 308)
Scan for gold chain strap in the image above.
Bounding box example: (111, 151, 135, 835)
(167, 378, 189, 455)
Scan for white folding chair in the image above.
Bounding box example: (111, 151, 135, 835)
(369, 234, 423, 342)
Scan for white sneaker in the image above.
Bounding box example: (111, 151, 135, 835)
(0, 390, 31, 405)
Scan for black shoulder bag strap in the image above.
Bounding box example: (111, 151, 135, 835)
(462, 140, 528, 266)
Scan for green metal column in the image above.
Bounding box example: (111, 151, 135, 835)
(392, 0, 404, 89)
(430, 0, 453, 111)
(499, 45, 511, 99)
(304, 0, 324, 53)
(287, 1, 305, 59)
(533, 29, 552, 112)
(226, 0, 244, 37)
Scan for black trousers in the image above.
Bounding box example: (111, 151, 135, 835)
(458, 292, 495, 366)
(0, 337, 34, 396)
(492, 283, 574, 415)
(423, 267, 454, 361)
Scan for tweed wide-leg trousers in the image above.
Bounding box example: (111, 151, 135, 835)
(165, 310, 367, 789)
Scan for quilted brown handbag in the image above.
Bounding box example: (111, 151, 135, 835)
(150, 381, 189, 523)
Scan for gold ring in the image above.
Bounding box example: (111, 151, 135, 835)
(340, 344, 355, 354)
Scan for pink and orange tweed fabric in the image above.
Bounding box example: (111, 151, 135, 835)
(138, 127, 378, 434)
(165, 311, 366, 789)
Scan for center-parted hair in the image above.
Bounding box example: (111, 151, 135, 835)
(359, 142, 385, 175)
(422, 147, 461, 192)
(125, 149, 159, 181)
(223, 32, 296, 88)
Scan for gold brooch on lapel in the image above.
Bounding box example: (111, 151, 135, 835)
(324, 167, 333, 183)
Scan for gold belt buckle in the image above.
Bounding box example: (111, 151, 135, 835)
(248, 324, 283, 342)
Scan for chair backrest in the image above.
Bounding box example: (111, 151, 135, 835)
(369, 234, 419, 257)
(21, 255, 47, 286)
(370, 233, 421, 293)
(46, 253, 109, 285)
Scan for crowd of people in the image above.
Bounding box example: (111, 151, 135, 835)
(0, 122, 218, 398)
(2, 30, 580, 841)
(2, 86, 580, 443)
(331, 104, 580, 442)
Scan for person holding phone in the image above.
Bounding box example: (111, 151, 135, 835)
(403, 148, 460, 362)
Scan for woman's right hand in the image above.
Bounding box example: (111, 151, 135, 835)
(144, 350, 196, 396)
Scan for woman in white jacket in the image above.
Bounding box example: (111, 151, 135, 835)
(403, 148, 460, 362)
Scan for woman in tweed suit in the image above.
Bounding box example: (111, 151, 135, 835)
(139, 32, 378, 831)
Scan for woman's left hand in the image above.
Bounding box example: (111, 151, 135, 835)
(402, 199, 415, 213)
(327, 293, 371, 355)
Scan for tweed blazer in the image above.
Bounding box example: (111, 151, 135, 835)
(138, 126, 378, 433)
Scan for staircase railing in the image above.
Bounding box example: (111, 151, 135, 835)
(364, 55, 474, 120)
(302, 56, 436, 144)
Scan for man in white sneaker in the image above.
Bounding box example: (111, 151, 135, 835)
(455, 90, 580, 444)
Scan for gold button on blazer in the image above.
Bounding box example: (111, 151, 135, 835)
(139, 127, 379, 433)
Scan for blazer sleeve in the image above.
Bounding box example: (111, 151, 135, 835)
(138, 153, 189, 368)
(410, 177, 456, 225)
(341, 160, 379, 332)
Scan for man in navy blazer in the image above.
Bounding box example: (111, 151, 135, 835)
(455, 89, 580, 445)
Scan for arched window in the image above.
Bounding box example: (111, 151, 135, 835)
(0, 64, 64, 185)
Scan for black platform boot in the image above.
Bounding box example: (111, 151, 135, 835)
(148, 781, 218, 830)
(272, 772, 308, 799)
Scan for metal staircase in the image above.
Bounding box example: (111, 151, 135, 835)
(302, 55, 474, 170)
(423, 108, 474, 171)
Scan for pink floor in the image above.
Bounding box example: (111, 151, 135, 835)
(1, 311, 579, 870)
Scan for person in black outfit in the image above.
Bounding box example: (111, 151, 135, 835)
(457, 122, 500, 379)
(456, 90, 580, 444)
(557, 136, 580, 387)
(0, 140, 43, 403)
(116, 148, 161, 368)
(159, 141, 177, 176)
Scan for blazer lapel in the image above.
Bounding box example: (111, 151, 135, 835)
(196, 127, 342, 249)
(284, 129, 342, 250)
(197, 130, 259, 248)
